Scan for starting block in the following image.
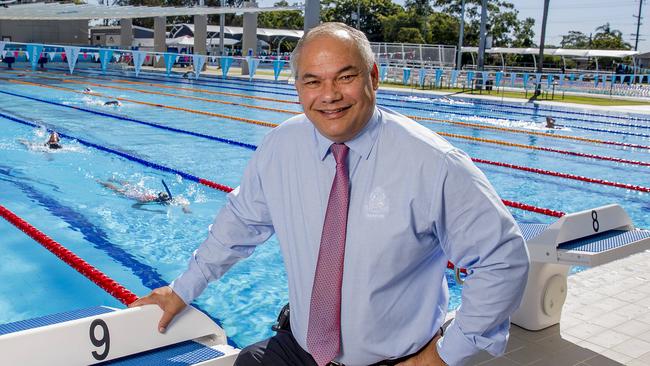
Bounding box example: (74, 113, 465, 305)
(0, 304, 239, 365)
(512, 204, 650, 330)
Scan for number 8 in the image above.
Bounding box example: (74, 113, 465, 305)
(89, 319, 110, 360)
(591, 210, 599, 232)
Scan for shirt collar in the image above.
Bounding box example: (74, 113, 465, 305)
(315, 107, 381, 161)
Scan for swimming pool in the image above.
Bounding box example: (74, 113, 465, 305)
(1, 66, 649, 348)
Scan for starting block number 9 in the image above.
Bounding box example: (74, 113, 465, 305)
(90, 319, 111, 360)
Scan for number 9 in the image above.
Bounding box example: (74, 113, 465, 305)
(89, 319, 110, 360)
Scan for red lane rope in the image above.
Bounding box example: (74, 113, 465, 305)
(501, 199, 565, 218)
(472, 158, 650, 193)
(0, 204, 138, 306)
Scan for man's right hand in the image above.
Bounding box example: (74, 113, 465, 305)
(129, 286, 187, 333)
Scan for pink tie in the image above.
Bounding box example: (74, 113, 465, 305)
(307, 143, 350, 366)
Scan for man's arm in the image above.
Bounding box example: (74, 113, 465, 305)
(433, 149, 530, 366)
(131, 147, 275, 330)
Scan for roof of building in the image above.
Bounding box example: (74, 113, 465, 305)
(0, 3, 301, 20)
(461, 47, 639, 58)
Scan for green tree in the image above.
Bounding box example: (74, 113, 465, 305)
(396, 28, 426, 43)
(380, 11, 430, 43)
(321, 0, 403, 42)
(560, 31, 590, 49)
(427, 12, 460, 45)
(257, 1, 303, 29)
(592, 23, 631, 49)
(433, 0, 534, 47)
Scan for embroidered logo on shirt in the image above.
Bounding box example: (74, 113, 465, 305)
(366, 187, 389, 218)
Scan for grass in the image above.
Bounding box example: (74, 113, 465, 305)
(379, 82, 650, 107)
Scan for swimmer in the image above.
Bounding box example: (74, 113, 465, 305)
(44, 131, 62, 149)
(104, 100, 121, 106)
(83, 87, 93, 93)
(545, 116, 556, 129)
(182, 70, 193, 78)
(98, 179, 190, 213)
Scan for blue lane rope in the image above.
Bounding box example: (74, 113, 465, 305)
(0, 89, 258, 151)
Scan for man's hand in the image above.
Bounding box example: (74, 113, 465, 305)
(396, 333, 446, 366)
(128, 286, 187, 333)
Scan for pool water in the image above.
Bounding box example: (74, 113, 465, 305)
(0, 66, 648, 347)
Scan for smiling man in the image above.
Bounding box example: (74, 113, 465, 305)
(132, 22, 529, 366)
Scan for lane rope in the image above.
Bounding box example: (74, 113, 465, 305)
(0, 204, 138, 305)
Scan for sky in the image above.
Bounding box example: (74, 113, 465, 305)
(254, 0, 650, 52)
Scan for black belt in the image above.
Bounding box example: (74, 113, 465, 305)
(329, 327, 444, 366)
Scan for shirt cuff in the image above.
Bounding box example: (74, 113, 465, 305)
(169, 264, 209, 305)
(436, 321, 480, 366)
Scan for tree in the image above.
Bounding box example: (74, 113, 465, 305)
(321, 0, 404, 42)
(396, 28, 426, 43)
(592, 23, 631, 50)
(380, 11, 430, 44)
(427, 12, 460, 45)
(560, 31, 590, 49)
(433, 0, 535, 47)
(257, 1, 303, 29)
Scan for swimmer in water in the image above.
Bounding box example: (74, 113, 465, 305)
(44, 131, 62, 149)
(98, 179, 190, 213)
(545, 116, 556, 129)
(104, 100, 121, 106)
(83, 87, 93, 93)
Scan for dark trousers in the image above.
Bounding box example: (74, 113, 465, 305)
(234, 329, 318, 366)
(234, 328, 441, 366)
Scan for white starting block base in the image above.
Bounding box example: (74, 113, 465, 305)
(0, 305, 239, 366)
(512, 204, 650, 331)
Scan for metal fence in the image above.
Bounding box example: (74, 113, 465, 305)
(371, 42, 457, 68)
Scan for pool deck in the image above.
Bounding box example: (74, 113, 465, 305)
(454, 250, 650, 366)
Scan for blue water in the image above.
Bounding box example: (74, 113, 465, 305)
(0, 65, 648, 348)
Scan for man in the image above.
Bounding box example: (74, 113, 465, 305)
(132, 23, 529, 366)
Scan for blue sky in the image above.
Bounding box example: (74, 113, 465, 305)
(255, 0, 650, 52)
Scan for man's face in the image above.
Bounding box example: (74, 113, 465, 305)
(294, 34, 379, 143)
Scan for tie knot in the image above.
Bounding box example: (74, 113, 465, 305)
(330, 143, 349, 166)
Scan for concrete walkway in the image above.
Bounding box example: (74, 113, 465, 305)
(458, 250, 650, 366)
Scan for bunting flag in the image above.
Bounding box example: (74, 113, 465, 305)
(272, 59, 285, 81)
(611, 74, 617, 87)
(63, 46, 81, 74)
(569, 74, 575, 81)
(467, 71, 474, 85)
(163, 54, 176, 76)
(558, 74, 565, 86)
(113, 53, 121, 62)
(522, 73, 529, 88)
(221, 56, 234, 79)
(495, 71, 503, 87)
(13, 50, 19, 58)
(0, 42, 5, 58)
(418, 68, 426, 87)
(450, 70, 459, 86)
(435, 68, 443, 87)
(93, 53, 100, 62)
(192, 54, 206, 79)
(578, 74, 585, 82)
(49, 52, 57, 61)
(379, 64, 388, 82)
(510, 72, 516, 87)
(402, 68, 411, 85)
(534, 73, 542, 86)
(546, 74, 553, 88)
(131, 51, 147, 77)
(27, 44, 45, 69)
(155, 54, 161, 63)
(481, 71, 489, 86)
(99, 49, 114, 73)
(246, 56, 261, 81)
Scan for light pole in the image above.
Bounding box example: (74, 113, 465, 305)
(535, 0, 550, 95)
(456, 0, 466, 70)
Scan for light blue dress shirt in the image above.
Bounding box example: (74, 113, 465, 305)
(171, 106, 530, 366)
